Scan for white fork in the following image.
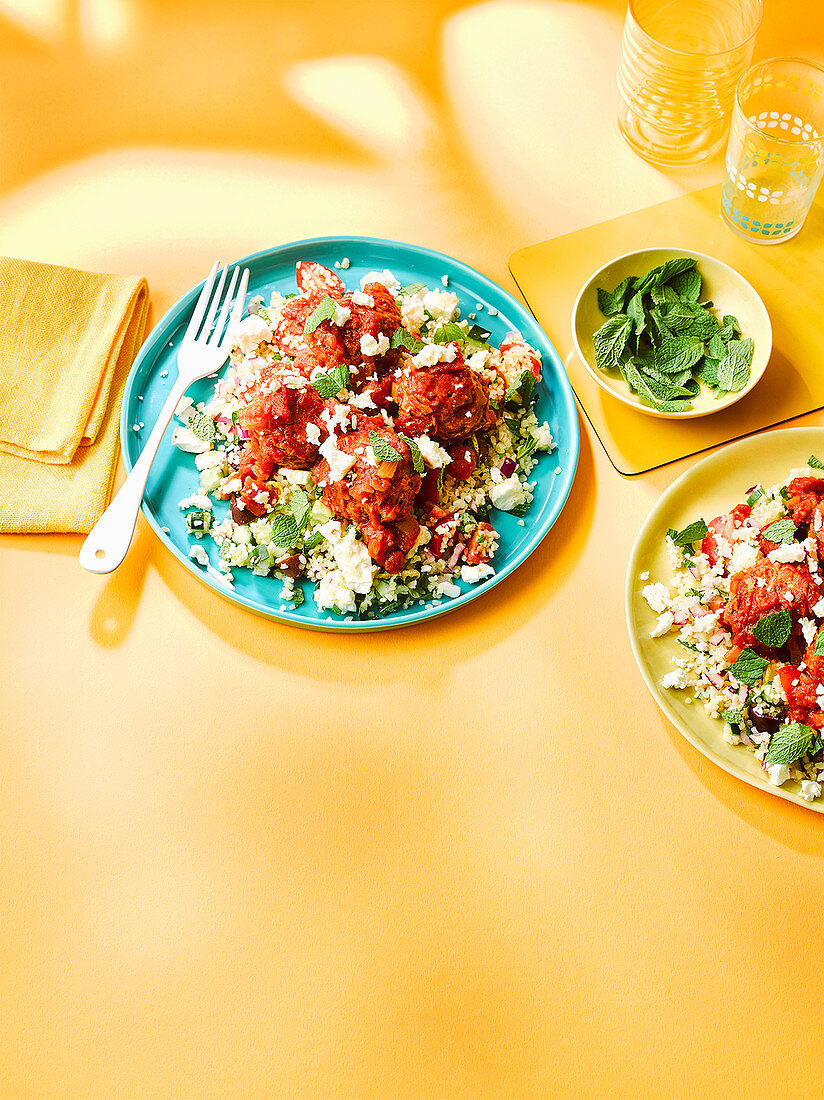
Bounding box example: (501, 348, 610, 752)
(79, 261, 250, 574)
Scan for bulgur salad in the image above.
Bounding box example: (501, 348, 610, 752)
(170, 259, 556, 621)
(643, 458, 824, 801)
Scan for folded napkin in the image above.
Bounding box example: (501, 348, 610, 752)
(0, 257, 149, 533)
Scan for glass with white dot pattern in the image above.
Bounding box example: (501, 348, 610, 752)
(721, 57, 824, 243)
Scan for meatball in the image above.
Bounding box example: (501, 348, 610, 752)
(312, 425, 422, 573)
(723, 558, 821, 648)
(392, 351, 494, 442)
(786, 476, 824, 527)
(238, 373, 330, 475)
(272, 290, 345, 368)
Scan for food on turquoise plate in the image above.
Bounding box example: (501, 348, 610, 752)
(592, 256, 753, 413)
(172, 260, 556, 620)
(643, 458, 824, 800)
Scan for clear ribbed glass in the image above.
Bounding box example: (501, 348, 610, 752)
(721, 57, 824, 243)
(617, 0, 762, 166)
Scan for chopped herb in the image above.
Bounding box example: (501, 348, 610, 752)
(292, 586, 305, 607)
(311, 364, 350, 398)
(809, 455, 824, 469)
(751, 607, 792, 649)
(504, 369, 535, 406)
(303, 294, 338, 335)
(814, 632, 824, 657)
(398, 433, 425, 473)
(671, 519, 708, 546)
(391, 327, 424, 353)
(188, 411, 216, 444)
(762, 518, 795, 545)
(746, 486, 764, 506)
(271, 513, 299, 548)
(369, 430, 403, 463)
(728, 647, 768, 687)
(765, 722, 815, 765)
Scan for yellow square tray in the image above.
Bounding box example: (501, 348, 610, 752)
(509, 184, 824, 475)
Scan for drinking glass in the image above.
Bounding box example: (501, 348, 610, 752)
(617, 0, 762, 166)
(721, 57, 824, 243)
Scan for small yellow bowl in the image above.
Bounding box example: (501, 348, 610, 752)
(571, 247, 772, 419)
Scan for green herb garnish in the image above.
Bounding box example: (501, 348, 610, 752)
(762, 518, 795, 545)
(303, 294, 338, 335)
(751, 607, 792, 649)
(188, 411, 216, 444)
(670, 519, 708, 547)
(369, 430, 403, 463)
(728, 647, 768, 687)
(765, 722, 815, 765)
(311, 364, 350, 398)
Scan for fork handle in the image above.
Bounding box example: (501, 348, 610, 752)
(79, 375, 191, 574)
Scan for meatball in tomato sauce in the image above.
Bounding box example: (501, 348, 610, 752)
(392, 348, 494, 442)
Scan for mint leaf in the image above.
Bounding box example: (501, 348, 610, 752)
(188, 411, 216, 443)
(765, 722, 814, 765)
(651, 284, 679, 309)
(682, 308, 719, 342)
(809, 455, 824, 469)
(272, 513, 299, 548)
(398, 433, 424, 473)
(728, 647, 768, 687)
(694, 357, 719, 386)
(391, 327, 424, 353)
(303, 294, 338, 335)
(627, 292, 646, 338)
(292, 585, 305, 607)
(762, 518, 795, 545)
(661, 301, 695, 334)
(722, 314, 742, 336)
(814, 632, 824, 657)
(593, 314, 632, 370)
(707, 332, 727, 359)
(597, 277, 633, 316)
(311, 364, 350, 398)
(716, 338, 754, 393)
(752, 607, 792, 649)
(290, 488, 311, 530)
(505, 369, 535, 406)
(369, 430, 402, 463)
(670, 266, 702, 302)
(647, 310, 672, 347)
(722, 708, 743, 727)
(671, 519, 708, 546)
(654, 337, 704, 375)
(433, 322, 465, 345)
(656, 256, 697, 285)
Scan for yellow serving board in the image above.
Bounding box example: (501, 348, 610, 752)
(509, 184, 824, 475)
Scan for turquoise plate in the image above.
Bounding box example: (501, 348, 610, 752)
(121, 237, 579, 631)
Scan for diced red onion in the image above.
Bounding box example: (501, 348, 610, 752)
(500, 457, 516, 478)
(215, 414, 233, 426)
(672, 611, 688, 625)
(704, 668, 725, 690)
(238, 429, 249, 440)
(689, 603, 704, 619)
(709, 631, 727, 646)
(689, 566, 701, 579)
(739, 727, 754, 748)
(448, 542, 465, 568)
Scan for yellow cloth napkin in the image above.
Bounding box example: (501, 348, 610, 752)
(0, 257, 149, 533)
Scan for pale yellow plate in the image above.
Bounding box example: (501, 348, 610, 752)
(626, 426, 824, 811)
(572, 247, 772, 419)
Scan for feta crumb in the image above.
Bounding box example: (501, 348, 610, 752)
(412, 342, 458, 367)
(767, 763, 791, 787)
(360, 269, 398, 292)
(661, 667, 690, 689)
(801, 617, 818, 645)
(314, 568, 356, 613)
(640, 570, 650, 581)
(171, 425, 210, 453)
(340, 257, 350, 269)
(642, 582, 671, 613)
(422, 288, 459, 322)
(435, 580, 461, 599)
(814, 598, 824, 619)
(318, 435, 356, 482)
(351, 290, 374, 308)
(332, 303, 351, 326)
(178, 493, 213, 511)
(230, 313, 273, 354)
(768, 542, 807, 563)
(731, 542, 759, 573)
(460, 564, 495, 584)
(360, 332, 390, 357)
(415, 434, 452, 469)
(189, 545, 210, 566)
(800, 780, 822, 801)
(489, 474, 527, 512)
(650, 611, 675, 638)
(305, 422, 321, 445)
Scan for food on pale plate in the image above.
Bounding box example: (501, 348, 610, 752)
(642, 457, 824, 800)
(593, 256, 753, 413)
(171, 259, 556, 619)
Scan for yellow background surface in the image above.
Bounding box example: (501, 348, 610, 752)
(1, 2, 823, 1097)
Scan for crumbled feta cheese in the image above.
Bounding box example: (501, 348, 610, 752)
(731, 542, 759, 573)
(305, 422, 321, 445)
(767, 763, 791, 787)
(489, 475, 527, 512)
(332, 303, 351, 326)
(650, 611, 675, 638)
(814, 598, 824, 619)
(768, 542, 807, 563)
(360, 332, 390, 357)
(400, 296, 426, 331)
(349, 390, 378, 410)
(194, 449, 226, 471)
(230, 313, 273, 354)
(441, 274, 449, 287)
(692, 612, 719, 634)
(412, 342, 458, 367)
(189, 545, 210, 566)
(800, 780, 822, 801)
(319, 521, 375, 594)
(415, 434, 452, 469)
(360, 269, 398, 292)
(661, 667, 690, 689)
(178, 493, 213, 511)
(171, 425, 210, 453)
(351, 290, 374, 308)
(281, 468, 311, 486)
(422, 289, 459, 322)
(465, 348, 491, 370)
(435, 580, 461, 599)
(640, 570, 650, 581)
(460, 564, 495, 584)
(530, 422, 555, 451)
(314, 568, 356, 613)
(642, 582, 671, 614)
(318, 435, 356, 482)
(222, 478, 242, 494)
(801, 617, 818, 645)
(340, 257, 350, 269)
